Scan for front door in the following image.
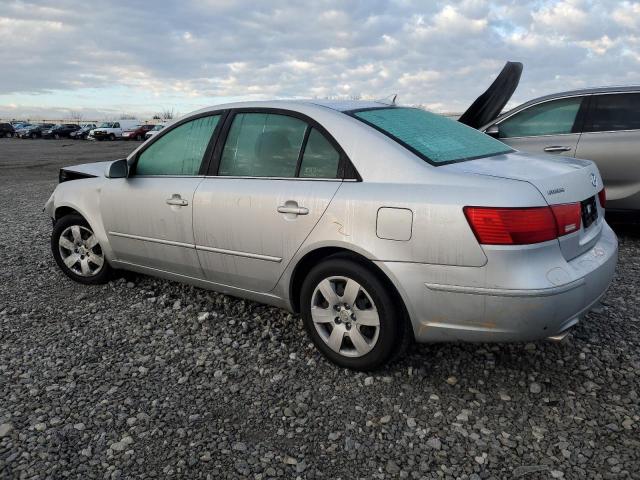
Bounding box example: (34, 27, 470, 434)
(100, 114, 222, 277)
(193, 112, 344, 292)
(493, 96, 586, 158)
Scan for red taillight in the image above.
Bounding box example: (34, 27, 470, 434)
(464, 203, 583, 245)
(598, 188, 606, 209)
(463, 206, 558, 245)
(551, 203, 581, 235)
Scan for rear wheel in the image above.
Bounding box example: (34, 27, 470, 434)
(31, 133, 37, 139)
(300, 257, 408, 370)
(54, 133, 60, 140)
(109, 134, 116, 141)
(5, 132, 11, 138)
(136, 134, 142, 141)
(51, 214, 112, 285)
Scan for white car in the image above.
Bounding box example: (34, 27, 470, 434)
(89, 120, 140, 141)
(144, 123, 166, 139)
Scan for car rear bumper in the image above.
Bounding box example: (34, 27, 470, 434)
(378, 222, 618, 343)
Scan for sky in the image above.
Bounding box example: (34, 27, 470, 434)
(1, 0, 639, 120)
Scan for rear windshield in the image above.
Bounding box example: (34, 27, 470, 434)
(352, 107, 513, 165)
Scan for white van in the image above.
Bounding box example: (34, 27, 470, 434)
(89, 120, 140, 141)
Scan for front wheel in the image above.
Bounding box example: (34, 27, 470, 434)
(109, 134, 116, 141)
(31, 133, 37, 139)
(51, 214, 112, 284)
(300, 257, 408, 370)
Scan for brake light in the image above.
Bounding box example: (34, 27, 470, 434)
(551, 203, 581, 235)
(598, 188, 606, 209)
(464, 203, 582, 245)
(463, 207, 557, 245)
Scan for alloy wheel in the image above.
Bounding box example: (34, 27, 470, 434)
(310, 276, 380, 358)
(58, 225, 104, 277)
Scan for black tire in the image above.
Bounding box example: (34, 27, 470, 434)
(51, 214, 112, 285)
(300, 256, 409, 370)
(31, 133, 37, 139)
(54, 134, 60, 140)
(109, 134, 116, 141)
(5, 132, 11, 138)
(136, 134, 142, 141)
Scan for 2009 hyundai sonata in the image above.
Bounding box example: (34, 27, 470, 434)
(44, 99, 618, 370)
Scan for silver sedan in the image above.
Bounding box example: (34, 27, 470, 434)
(44, 100, 618, 370)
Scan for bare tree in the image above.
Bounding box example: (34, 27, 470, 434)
(157, 107, 176, 121)
(119, 113, 137, 120)
(68, 110, 84, 124)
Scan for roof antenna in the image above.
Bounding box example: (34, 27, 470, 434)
(376, 94, 398, 106)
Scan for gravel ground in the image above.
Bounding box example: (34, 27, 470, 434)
(0, 138, 639, 479)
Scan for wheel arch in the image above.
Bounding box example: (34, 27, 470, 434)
(288, 246, 413, 340)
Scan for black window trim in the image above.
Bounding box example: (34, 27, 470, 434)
(345, 106, 514, 167)
(207, 107, 361, 181)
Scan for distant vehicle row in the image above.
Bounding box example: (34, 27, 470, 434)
(0, 120, 165, 140)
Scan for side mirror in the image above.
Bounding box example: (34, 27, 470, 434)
(106, 158, 129, 179)
(485, 125, 500, 138)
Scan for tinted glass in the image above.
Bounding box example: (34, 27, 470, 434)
(219, 113, 307, 177)
(299, 128, 340, 178)
(354, 108, 512, 164)
(584, 93, 640, 132)
(136, 115, 220, 176)
(499, 97, 583, 138)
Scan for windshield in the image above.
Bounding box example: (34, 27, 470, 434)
(99, 122, 114, 128)
(352, 107, 513, 165)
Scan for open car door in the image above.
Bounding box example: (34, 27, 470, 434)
(458, 61, 523, 129)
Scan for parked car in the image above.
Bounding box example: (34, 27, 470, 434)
(0, 122, 15, 138)
(42, 124, 81, 139)
(13, 123, 33, 137)
(121, 124, 155, 141)
(70, 124, 97, 140)
(18, 123, 54, 139)
(89, 120, 140, 141)
(144, 123, 165, 139)
(478, 86, 640, 212)
(45, 98, 617, 370)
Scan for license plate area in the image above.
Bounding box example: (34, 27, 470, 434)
(581, 196, 598, 229)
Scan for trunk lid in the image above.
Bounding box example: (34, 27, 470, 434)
(444, 151, 605, 260)
(458, 61, 523, 129)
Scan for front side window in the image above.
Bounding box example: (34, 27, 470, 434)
(219, 113, 307, 177)
(353, 107, 512, 164)
(498, 97, 583, 138)
(584, 93, 640, 132)
(135, 115, 220, 176)
(299, 128, 340, 178)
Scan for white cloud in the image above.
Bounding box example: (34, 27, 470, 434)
(0, 0, 639, 118)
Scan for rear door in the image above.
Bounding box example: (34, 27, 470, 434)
(100, 113, 222, 277)
(574, 92, 640, 210)
(491, 96, 587, 157)
(193, 110, 345, 292)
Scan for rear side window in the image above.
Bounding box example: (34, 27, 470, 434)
(219, 113, 307, 177)
(136, 115, 220, 176)
(299, 128, 340, 178)
(353, 107, 512, 164)
(584, 93, 640, 132)
(498, 97, 583, 138)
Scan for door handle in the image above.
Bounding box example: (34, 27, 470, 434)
(166, 194, 188, 206)
(277, 205, 309, 215)
(544, 146, 572, 152)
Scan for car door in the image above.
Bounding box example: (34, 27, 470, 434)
(193, 110, 345, 292)
(574, 92, 640, 210)
(100, 113, 222, 277)
(490, 96, 587, 157)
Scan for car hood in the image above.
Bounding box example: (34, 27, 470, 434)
(61, 160, 116, 178)
(458, 61, 522, 129)
(441, 150, 602, 205)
